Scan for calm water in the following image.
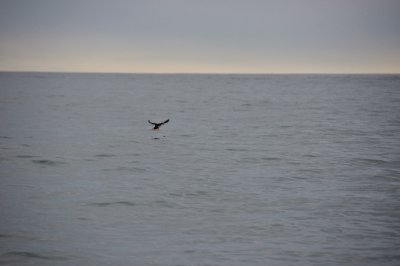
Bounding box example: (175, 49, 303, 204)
(0, 73, 399, 266)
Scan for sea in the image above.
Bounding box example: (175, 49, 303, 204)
(0, 72, 399, 266)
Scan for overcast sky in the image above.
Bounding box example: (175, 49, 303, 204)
(1, 0, 399, 73)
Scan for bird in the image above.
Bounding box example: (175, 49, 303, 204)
(148, 119, 169, 130)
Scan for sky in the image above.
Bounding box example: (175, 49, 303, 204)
(0, 0, 399, 73)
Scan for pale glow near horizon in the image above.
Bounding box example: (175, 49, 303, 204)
(1, 0, 399, 73)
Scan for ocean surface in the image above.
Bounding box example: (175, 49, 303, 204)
(0, 72, 399, 266)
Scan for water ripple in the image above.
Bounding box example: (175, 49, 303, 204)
(102, 166, 146, 172)
(31, 159, 67, 166)
(94, 153, 116, 158)
(16, 155, 38, 159)
(1, 251, 69, 261)
(90, 201, 137, 207)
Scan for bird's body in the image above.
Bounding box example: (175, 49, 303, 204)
(148, 119, 169, 130)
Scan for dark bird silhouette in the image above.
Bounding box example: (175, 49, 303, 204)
(148, 119, 169, 130)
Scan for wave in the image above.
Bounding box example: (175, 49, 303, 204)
(31, 159, 67, 166)
(1, 251, 68, 261)
(102, 166, 146, 172)
(16, 155, 38, 158)
(90, 201, 137, 207)
(94, 153, 116, 158)
(90, 200, 178, 208)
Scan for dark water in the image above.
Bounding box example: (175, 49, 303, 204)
(0, 73, 399, 265)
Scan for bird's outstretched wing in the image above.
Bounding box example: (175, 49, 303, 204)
(162, 119, 170, 125)
(148, 120, 156, 125)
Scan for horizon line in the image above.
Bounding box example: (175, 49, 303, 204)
(1, 70, 399, 75)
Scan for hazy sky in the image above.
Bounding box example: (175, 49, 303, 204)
(1, 0, 399, 73)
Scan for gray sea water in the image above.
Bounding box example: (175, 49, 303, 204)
(0, 72, 399, 266)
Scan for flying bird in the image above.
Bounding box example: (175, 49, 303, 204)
(148, 119, 169, 130)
